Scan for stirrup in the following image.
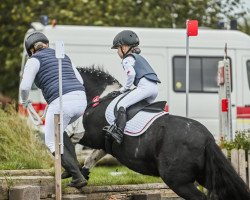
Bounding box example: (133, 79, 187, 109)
(103, 125, 116, 136)
(103, 125, 123, 145)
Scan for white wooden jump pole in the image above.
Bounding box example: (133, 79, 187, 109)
(54, 41, 65, 200)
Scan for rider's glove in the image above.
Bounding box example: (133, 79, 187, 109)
(110, 91, 121, 97)
(119, 87, 129, 93)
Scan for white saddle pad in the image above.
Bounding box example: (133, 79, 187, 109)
(105, 94, 168, 136)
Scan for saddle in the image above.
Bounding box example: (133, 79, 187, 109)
(114, 95, 167, 121)
(103, 91, 168, 153)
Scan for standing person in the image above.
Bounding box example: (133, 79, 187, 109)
(105, 30, 161, 144)
(20, 32, 87, 188)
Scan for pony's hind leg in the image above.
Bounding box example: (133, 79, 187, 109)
(160, 168, 207, 200)
(166, 182, 207, 200)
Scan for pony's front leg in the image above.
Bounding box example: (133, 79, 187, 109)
(84, 149, 106, 168)
(82, 149, 106, 179)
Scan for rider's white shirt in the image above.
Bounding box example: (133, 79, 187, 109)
(20, 58, 40, 91)
(20, 57, 83, 102)
(121, 56, 136, 91)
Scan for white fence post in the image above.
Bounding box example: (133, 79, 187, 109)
(248, 151, 250, 188)
(239, 149, 247, 183)
(231, 149, 239, 173)
(222, 148, 227, 157)
(54, 114, 61, 200)
(223, 148, 249, 186)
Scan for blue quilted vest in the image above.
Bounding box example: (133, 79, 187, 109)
(126, 53, 161, 86)
(33, 48, 85, 104)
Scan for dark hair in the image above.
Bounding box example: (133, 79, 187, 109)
(132, 47, 141, 54)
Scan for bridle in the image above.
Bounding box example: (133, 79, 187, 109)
(86, 91, 120, 109)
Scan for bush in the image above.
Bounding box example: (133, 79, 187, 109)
(0, 104, 53, 170)
(220, 130, 250, 151)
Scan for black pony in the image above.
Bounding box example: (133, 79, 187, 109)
(78, 67, 250, 200)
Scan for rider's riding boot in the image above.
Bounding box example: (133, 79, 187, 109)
(61, 147, 87, 189)
(113, 107, 127, 144)
(103, 107, 127, 144)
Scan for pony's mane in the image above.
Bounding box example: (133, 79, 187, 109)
(77, 66, 119, 85)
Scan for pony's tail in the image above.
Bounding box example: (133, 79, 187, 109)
(205, 141, 250, 200)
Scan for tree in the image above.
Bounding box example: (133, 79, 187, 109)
(239, 17, 250, 35)
(0, 0, 247, 99)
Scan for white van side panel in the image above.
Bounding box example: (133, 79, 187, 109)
(236, 51, 250, 130)
(168, 48, 237, 137)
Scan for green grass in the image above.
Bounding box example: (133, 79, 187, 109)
(63, 166, 163, 187)
(0, 105, 53, 170)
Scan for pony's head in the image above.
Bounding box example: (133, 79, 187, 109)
(77, 66, 121, 103)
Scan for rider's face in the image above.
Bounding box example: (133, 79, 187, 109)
(117, 45, 129, 58)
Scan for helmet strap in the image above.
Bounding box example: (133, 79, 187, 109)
(122, 46, 133, 59)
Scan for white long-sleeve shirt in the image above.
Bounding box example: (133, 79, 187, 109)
(120, 56, 136, 91)
(20, 57, 83, 102)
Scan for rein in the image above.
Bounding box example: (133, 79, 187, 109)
(26, 103, 44, 126)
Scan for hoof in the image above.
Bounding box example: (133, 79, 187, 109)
(81, 167, 90, 180)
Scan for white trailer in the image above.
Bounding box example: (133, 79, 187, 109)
(19, 22, 250, 139)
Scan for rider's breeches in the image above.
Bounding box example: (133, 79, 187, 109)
(45, 91, 87, 153)
(117, 77, 158, 110)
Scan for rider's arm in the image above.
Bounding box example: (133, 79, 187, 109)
(20, 58, 40, 104)
(120, 56, 136, 92)
(72, 64, 84, 85)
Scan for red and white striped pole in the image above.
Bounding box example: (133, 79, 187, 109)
(217, 45, 232, 141)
